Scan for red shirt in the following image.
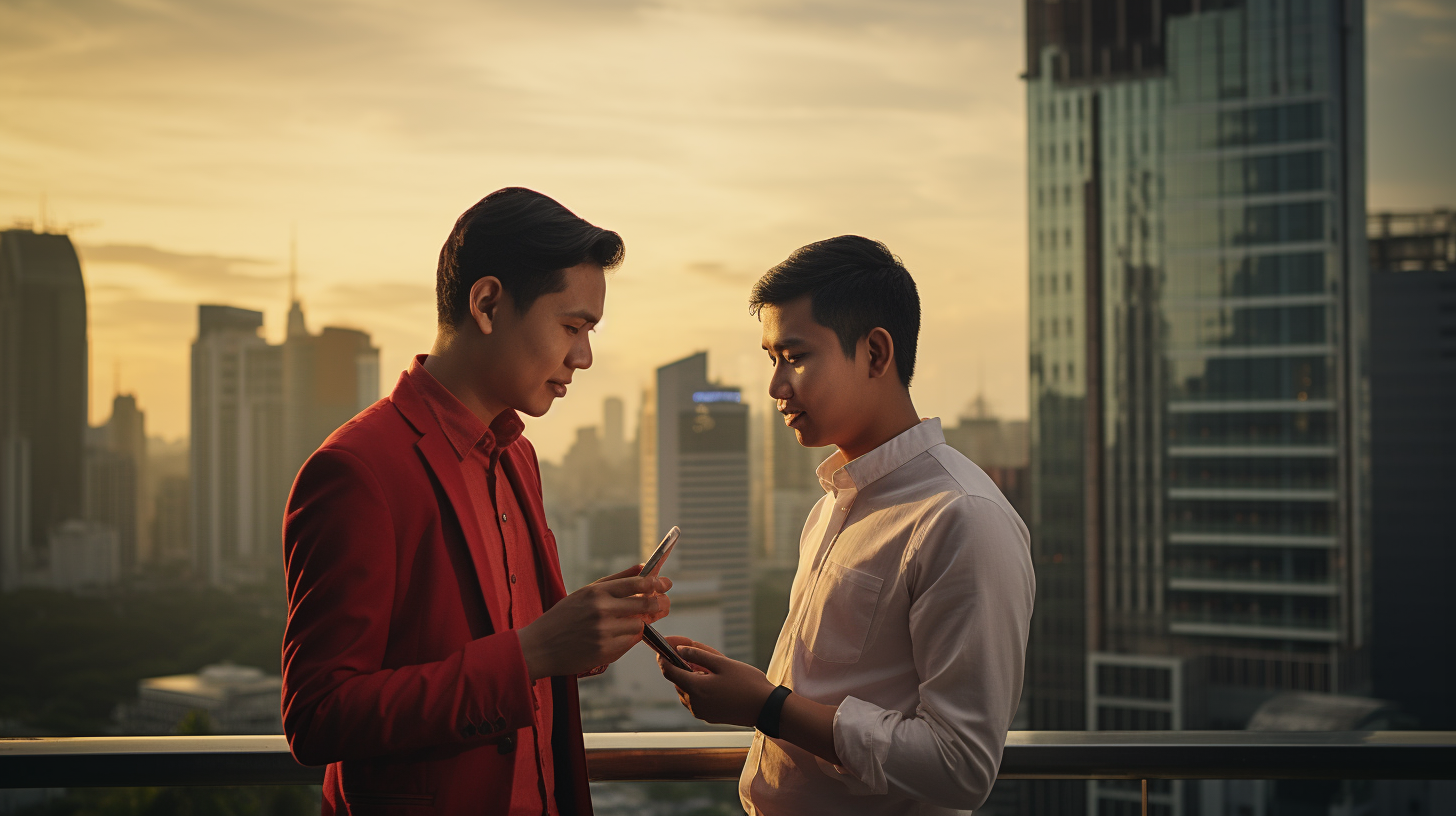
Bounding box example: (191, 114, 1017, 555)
(409, 363, 558, 816)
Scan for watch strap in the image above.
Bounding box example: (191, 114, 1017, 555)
(755, 684, 793, 739)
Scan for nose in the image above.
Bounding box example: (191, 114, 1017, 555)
(567, 333, 593, 371)
(768, 363, 793, 401)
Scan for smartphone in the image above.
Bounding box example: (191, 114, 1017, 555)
(639, 527, 692, 671)
(641, 526, 679, 578)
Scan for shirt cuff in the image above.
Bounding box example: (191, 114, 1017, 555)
(824, 695, 899, 796)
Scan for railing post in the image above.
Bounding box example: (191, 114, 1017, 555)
(1141, 778, 1148, 816)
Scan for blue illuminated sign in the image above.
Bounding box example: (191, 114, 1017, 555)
(692, 391, 741, 404)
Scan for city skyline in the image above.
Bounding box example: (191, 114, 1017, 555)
(3, 1, 1453, 463)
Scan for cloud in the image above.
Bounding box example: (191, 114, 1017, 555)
(686, 261, 758, 287)
(78, 243, 281, 289)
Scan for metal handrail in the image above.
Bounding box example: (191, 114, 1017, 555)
(2, 731, 1454, 787)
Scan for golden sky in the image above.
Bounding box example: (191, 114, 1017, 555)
(3, 0, 1453, 461)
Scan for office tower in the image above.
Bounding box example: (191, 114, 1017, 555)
(282, 298, 380, 480)
(0, 229, 87, 592)
(1024, 2, 1368, 812)
(85, 394, 148, 570)
(639, 352, 752, 662)
(1368, 209, 1456, 730)
(190, 305, 286, 586)
(147, 436, 190, 567)
(602, 395, 626, 464)
(761, 411, 829, 567)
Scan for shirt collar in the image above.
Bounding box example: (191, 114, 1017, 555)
(816, 418, 945, 496)
(405, 354, 524, 460)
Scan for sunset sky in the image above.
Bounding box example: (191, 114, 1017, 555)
(3, 0, 1454, 461)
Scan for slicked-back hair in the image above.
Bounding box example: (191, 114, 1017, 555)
(749, 235, 920, 388)
(436, 187, 624, 328)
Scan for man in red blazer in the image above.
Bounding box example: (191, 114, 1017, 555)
(281, 188, 668, 815)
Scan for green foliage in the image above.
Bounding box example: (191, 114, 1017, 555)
(0, 585, 287, 735)
(174, 710, 213, 736)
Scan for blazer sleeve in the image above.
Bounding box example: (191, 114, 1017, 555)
(280, 447, 534, 767)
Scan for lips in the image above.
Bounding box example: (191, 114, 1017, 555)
(781, 410, 805, 427)
(548, 380, 569, 398)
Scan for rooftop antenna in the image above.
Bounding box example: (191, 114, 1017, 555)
(38, 193, 47, 234)
(289, 223, 298, 305)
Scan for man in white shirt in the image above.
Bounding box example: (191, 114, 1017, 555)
(657, 235, 1035, 815)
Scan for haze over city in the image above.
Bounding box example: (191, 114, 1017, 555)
(2, 0, 1452, 459)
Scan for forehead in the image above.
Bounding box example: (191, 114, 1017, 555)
(544, 262, 606, 310)
(760, 296, 830, 345)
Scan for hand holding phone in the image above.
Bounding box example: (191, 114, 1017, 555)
(639, 527, 692, 671)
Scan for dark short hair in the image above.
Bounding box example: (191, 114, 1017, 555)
(749, 235, 920, 387)
(437, 187, 624, 328)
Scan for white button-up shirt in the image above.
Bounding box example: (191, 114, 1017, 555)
(740, 419, 1035, 815)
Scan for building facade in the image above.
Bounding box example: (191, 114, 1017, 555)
(190, 306, 285, 586)
(1023, 2, 1368, 813)
(0, 229, 87, 592)
(282, 298, 380, 479)
(84, 394, 149, 571)
(1368, 209, 1456, 731)
(639, 352, 753, 663)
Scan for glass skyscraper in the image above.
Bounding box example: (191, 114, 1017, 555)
(1023, 1, 1368, 812)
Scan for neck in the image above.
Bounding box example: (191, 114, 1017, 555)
(837, 390, 921, 462)
(423, 332, 506, 426)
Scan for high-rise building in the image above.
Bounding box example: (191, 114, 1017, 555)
(1023, 2, 1368, 813)
(192, 295, 378, 587)
(639, 352, 752, 663)
(0, 228, 87, 592)
(1368, 209, 1456, 731)
(147, 436, 190, 568)
(85, 394, 149, 570)
(190, 305, 286, 586)
(602, 395, 627, 464)
(282, 298, 380, 478)
(761, 409, 829, 568)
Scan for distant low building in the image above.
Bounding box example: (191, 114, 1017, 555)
(47, 520, 119, 590)
(125, 663, 283, 735)
(942, 394, 1029, 516)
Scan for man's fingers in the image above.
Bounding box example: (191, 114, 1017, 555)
(598, 575, 669, 598)
(595, 564, 644, 584)
(677, 646, 728, 673)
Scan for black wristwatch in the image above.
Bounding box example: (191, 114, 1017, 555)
(755, 685, 793, 739)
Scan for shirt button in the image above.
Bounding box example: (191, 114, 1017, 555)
(501, 513, 508, 522)
(510, 574, 517, 584)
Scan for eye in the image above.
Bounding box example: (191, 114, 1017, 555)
(565, 325, 580, 335)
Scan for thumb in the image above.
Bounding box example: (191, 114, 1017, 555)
(678, 646, 729, 673)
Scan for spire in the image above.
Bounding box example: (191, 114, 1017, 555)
(289, 224, 298, 304)
(286, 225, 309, 339)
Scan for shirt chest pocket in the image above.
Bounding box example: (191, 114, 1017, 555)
(801, 560, 884, 664)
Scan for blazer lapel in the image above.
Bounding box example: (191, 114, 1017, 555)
(501, 448, 569, 604)
(415, 431, 511, 632)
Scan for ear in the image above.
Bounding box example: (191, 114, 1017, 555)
(864, 327, 896, 380)
(467, 276, 504, 336)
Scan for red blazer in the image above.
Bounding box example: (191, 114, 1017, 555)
(281, 369, 593, 816)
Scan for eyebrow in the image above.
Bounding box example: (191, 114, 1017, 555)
(562, 308, 601, 325)
(762, 336, 810, 352)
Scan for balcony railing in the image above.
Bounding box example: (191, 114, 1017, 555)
(2, 731, 1453, 788)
